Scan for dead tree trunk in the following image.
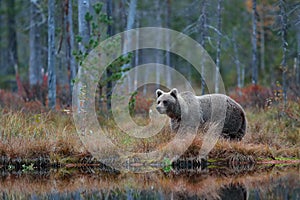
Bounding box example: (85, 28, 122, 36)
(106, 0, 113, 112)
(251, 0, 258, 85)
(215, 0, 222, 93)
(125, 0, 137, 92)
(200, 0, 207, 95)
(260, 8, 265, 73)
(29, 0, 43, 101)
(6, 0, 18, 68)
(165, 0, 172, 88)
(48, 0, 56, 109)
(279, 0, 288, 105)
(66, 0, 77, 98)
(134, 18, 139, 90)
(296, 15, 300, 86)
(77, 0, 90, 109)
(155, 0, 162, 87)
(233, 28, 241, 90)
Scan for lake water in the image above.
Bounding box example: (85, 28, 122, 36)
(0, 164, 299, 200)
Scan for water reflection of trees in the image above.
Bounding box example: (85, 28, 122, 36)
(0, 165, 299, 199)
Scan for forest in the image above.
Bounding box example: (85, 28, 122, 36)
(0, 0, 300, 199)
(0, 0, 299, 108)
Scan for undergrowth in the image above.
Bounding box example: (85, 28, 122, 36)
(0, 85, 299, 162)
(0, 100, 299, 162)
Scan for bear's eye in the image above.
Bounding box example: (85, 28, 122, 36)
(163, 100, 168, 105)
(157, 101, 161, 104)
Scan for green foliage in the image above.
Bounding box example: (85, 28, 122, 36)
(163, 157, 172, 172)
(93, 3, 103, 15)
(129, 91, 138, 116)
(22, 163, 34, 172)
(73, 2, 131, 88)
(84, 12, 93, 22)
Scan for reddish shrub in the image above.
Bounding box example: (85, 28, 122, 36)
(132, 93, 154, 115)
(0, 90, 24, 110)
(230, 85, 273, 109)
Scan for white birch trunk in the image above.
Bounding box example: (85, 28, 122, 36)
(233, 28, 241, 89)
(48, 0, 56, 109)
(251, 0, 258, 85)
(67, 0, 77, 96)
(29, 0, 43, 86)
(279, 0, 288, 105)
(77, 0, 90, 109)
(155, 0, 162, 86)
(297, 19, 300, 86)
(126, 0, 137, 93)
(165, 0, 172, 88)
(134, 19, 139, 90)
(200, 0, 207, 95)
(260, 9, 265, 73)
(215, 0, 222, 93)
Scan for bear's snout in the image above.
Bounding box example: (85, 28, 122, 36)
(156, 105, 166, 114)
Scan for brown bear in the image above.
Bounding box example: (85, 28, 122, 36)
(156, 88, 247, 140)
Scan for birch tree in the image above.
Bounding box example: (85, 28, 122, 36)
(251, 0, 258, 85)
(106, 0, 113, 111)
(200, 0, 207, 95)
(124, 0, 137, 92)
(77, 0, 90, 109)
(66, 0, 77, 96)
(296, 13, 300, 86)
(165, 0, 172, 88)
(155, 0, 162, 87)
(215, 0, 223, 93)
(259, 6, 265, 73)
(29, 0, 43, 87)
(48, 0, 56, 109)
(0, 0, 3, 71)
(233, 28, 242, 90)
(78, 0, 90, 54)
(279, 0, 288, 105)
(134, 18, 139, 90)
(6, 0, 18, 67)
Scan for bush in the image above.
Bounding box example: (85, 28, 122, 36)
(230, 85, 273, 109)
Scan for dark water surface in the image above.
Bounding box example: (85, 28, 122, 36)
(0, 164, 299, 200)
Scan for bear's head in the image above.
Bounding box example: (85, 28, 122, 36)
(156, 88, 181, 119)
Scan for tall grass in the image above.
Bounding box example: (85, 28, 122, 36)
(0, 100, 299, 162)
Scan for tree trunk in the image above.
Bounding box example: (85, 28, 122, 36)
(78, 0, 90, 54)
(127, 0, 137, 31)
(297, 18, 300, 86)
(251, 0, 258, 85)
(200, 0, 207, 95)
(215, 0, 222, 93)
(66, 0, 77, 97)
(29, 0, 43, 88)
(0, 0, 2, 71)
(165, 0, 172, 88)
(6, 0, 18, 68)
(155, 0, 162, 87)
(260, 9, 265, 74)
(125, 0, 137, 92)
(233, 28, 241, 89)
(48, 0, 56, 109)
(106, 0, 113, 112)
(77, 0, 90, 109)
(134, 19, 139, 90)
(279, 0, 288, 105)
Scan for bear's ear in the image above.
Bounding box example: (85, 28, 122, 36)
(156, 89, 163, 98)
(170, 88, 178, 99)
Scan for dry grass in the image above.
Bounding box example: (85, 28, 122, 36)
(0, 101, 299, 164)
(0, 110, 85, 163)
